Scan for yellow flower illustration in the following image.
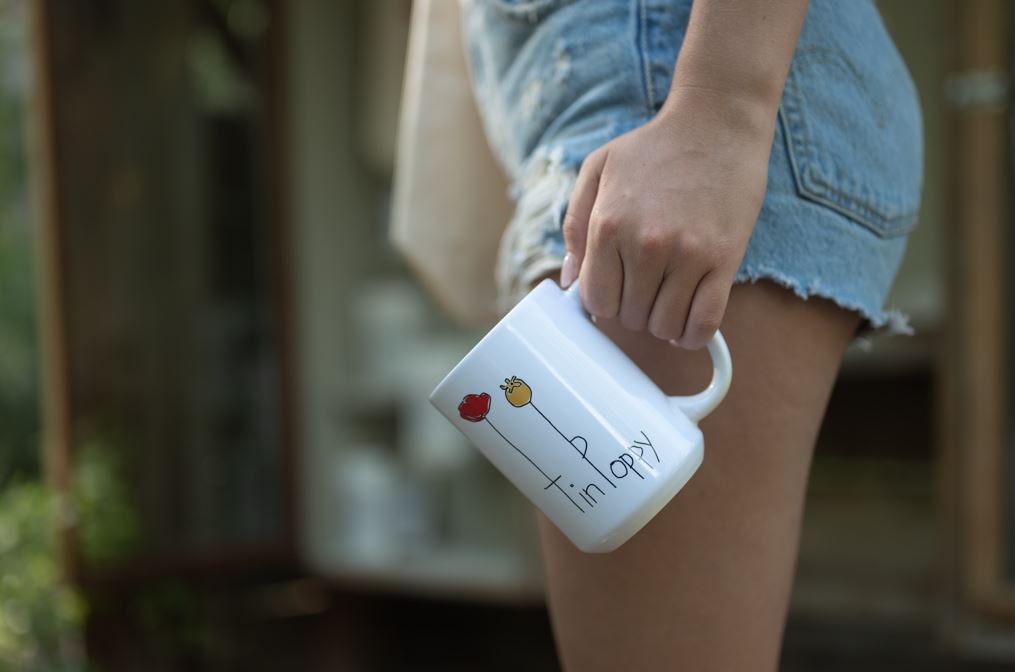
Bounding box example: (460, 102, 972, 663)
(500, 375, 532, 407)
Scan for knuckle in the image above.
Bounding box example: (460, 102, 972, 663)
(593, 212, 623, 240)
(636, 227, 671, 257)
(672, 231, 702, 259)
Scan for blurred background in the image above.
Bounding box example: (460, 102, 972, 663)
(0, 0, 1013, 670)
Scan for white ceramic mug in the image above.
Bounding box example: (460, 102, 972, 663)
(430, 279, 732, 552)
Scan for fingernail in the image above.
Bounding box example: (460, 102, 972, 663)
(560, 253, 577, 288)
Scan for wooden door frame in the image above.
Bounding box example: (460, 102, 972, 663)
(28, 0, 78, 580)
(947, 0, 1015, 621)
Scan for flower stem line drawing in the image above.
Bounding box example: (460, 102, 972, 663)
(501, 376, 616, 490)
(459, 392, 584, 514)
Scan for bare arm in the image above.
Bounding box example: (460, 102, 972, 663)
(674, 0, 808, 104)
(560, 0, 809, 349)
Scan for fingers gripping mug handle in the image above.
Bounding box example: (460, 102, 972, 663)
(564, 281, 732, 424)
(668, 331, 731, 423)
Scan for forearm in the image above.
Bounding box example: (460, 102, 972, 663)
(661, 0, 808, 131)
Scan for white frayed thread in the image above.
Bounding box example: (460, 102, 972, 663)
(496, 148, 575, 313)
(519, 78, 543, 119)
(552, 40, 571, 83)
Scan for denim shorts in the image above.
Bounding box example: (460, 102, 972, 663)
(461, 0, 923, 334)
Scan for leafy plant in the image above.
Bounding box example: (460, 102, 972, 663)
(0, 481, 86, 671)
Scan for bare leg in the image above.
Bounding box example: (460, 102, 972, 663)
(537, 280, 859, 672)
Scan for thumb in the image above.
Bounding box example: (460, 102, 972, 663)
(560, 148, 606, 288)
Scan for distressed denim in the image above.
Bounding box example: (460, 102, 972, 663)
(461, 0, 923, 333)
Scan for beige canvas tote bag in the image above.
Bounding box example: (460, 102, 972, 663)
(390, 0, 513, 326)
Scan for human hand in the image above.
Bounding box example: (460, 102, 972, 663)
(560, 89, 774, 350)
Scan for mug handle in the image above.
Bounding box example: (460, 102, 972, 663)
(564, 282, 732, 424)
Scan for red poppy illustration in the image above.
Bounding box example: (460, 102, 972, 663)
(458, 388, 584, 514)
(458, 392, 491, 422)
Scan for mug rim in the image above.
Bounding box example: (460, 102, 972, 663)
(429, 278, 560, 406)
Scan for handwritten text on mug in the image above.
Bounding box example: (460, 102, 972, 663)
(458, 376, 661, 514)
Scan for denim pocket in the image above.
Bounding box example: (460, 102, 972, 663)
(477, 0, 574, 21)
(780, 46, 923, 238)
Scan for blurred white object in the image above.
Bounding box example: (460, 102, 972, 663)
(398, 338, 477, 474)
(351, 278, 428, 393)
(394, 476, 438, 554)
(390, 0, 512, 326)
(331, 444, 402, 566)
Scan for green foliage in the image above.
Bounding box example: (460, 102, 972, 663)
(0, 481, 85, 671)
(72, 438, 141, 567)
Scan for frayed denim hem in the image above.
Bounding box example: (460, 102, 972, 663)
(734, 264, 913, 340)
(494, 150, 914, 342)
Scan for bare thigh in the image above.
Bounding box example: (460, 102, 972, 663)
(536, 280, 859, 672)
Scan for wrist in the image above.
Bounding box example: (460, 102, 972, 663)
(655, 82, 777, 147)
(672, 59, 786, 110)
